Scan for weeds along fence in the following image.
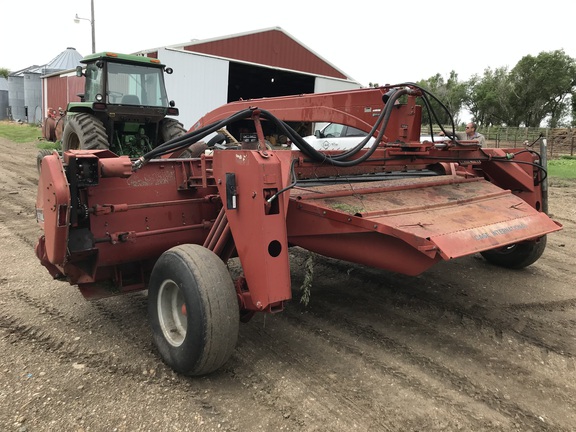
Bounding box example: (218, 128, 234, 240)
(476, 126, 576, 159)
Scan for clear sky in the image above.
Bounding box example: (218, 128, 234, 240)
(2, 0, 574, 88)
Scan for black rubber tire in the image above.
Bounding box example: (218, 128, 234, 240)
(148, 244, 239, 376)
(480, 236, 547, 269)
(206, 132, 227, 147)
(159, 118, 186, 144)
(160, 118, 194, 157)
(36, 149, 54, 174)
(61, 113, 108, 151)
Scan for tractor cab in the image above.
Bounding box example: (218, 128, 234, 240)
(62, 52, 184, 157)
(76, 53, 174, 109)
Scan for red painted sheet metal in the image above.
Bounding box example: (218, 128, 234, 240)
(213, 150, 294, 311)
(44, 75, 84, 116)
(289, 175, 561, 264)
(182, 29, 347, 79)
(85, 160, 218, 267)
(36, 153, 70, 266)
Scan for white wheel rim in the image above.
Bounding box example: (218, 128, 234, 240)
(157, 279, 187, 347)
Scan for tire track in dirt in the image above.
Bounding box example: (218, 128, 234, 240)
(507, 298, 576, 312)
(0, 312, 249, 431)
(234, 319, 500, 431)
(0, 292, 301, 432)
(233, 328, 399, 431)
(286, 249, 576, 429)
(0, 311, 160, 380)
(1, 288, 152, 354)
(295, 250, 576, 360)
(89, 296, 156, 352)
(283, 307, 567, 432)
(0, 258, 163, 371)
(0, 286, 242, 425)
(0, 210, 41, 250)
(288, 293, 574, 427)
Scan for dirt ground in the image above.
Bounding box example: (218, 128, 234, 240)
(0, 137, 575, 432)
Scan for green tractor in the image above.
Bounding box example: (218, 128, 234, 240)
(61, 52, 186, 157)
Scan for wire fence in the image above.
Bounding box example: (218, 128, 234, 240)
(476, 126, 576, 158)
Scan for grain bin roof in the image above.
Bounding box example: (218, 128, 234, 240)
(45, 47, 83, 72)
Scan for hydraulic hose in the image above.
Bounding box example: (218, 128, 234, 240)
(258, 87, 410, 167)
(131, 83, 458, 171)
(133, 108, 256, 169)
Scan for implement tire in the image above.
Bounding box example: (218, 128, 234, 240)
(480, 236, 547, 269)
(36, 149, 54, 174)
(62, 113, 108, 151)
(148, 244, 239, 376)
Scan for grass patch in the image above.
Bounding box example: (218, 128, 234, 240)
(37, 141, 61, 150)
(0, 121, 42, 143)
(548, 156, 576, 179)
(0, 121, 60, 150)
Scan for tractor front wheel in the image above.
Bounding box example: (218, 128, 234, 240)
(148, 244, 239, 376)
(480, 236, 547, 269)
(61, 113, 108, 151)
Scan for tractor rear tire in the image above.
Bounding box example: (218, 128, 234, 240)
(148, 244, 239, 376)
(480, 236, 547, 269)
(159, 118, 186, 144)
(160, 118, 192, 156)
(62, 113, 108, 151)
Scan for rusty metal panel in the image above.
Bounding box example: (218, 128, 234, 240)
(287, 176, 561, 272)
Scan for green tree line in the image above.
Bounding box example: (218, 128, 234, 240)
(372, 49, 576, 129)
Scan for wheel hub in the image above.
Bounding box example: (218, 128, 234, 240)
(157, 279, 187, 347)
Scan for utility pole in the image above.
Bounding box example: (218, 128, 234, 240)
(74, 0, 96, 53)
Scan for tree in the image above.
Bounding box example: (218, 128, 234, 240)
(508, 50, 576, 127)
(467, 67, 514, 126)
(0, 68, 10, 79)
(369, 49, 576, 127)
(417, 71, 467, 130)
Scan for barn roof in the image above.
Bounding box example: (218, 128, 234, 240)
(138, 27, 355, 82)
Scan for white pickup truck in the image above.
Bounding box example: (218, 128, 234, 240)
(294, 123, 449, 151)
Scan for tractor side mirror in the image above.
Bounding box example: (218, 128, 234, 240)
(75, 66, 84, 77)
(165, 67, 173, 74)
(314, 130, 322, 139)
